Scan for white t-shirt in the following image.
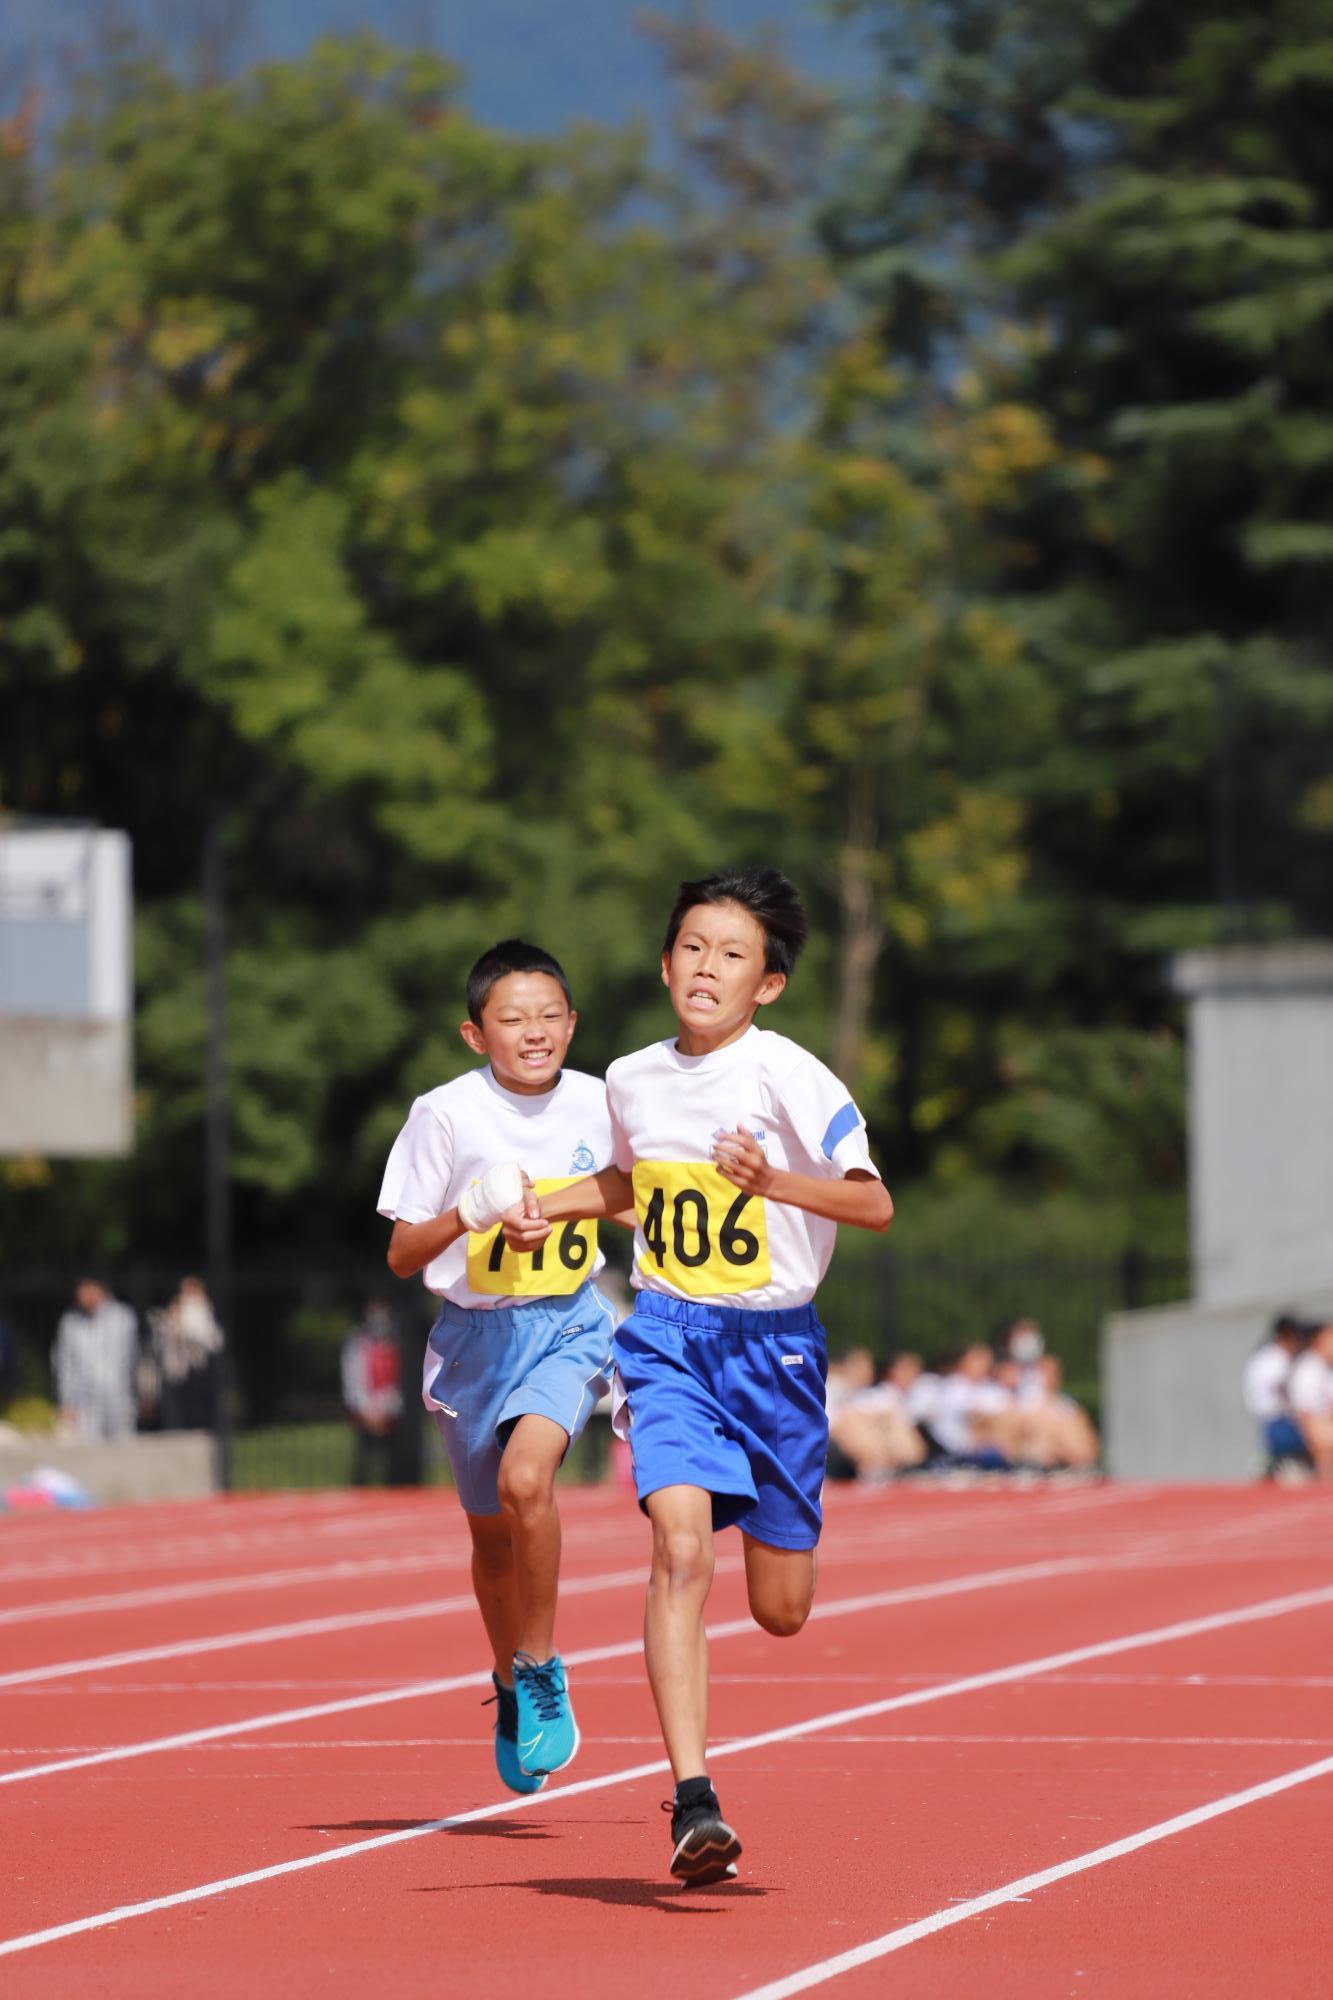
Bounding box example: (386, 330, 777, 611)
(1287, 1349, 1333, 1420)
(605, 1025, 880, 1312)
(930, 1374, 1012, 1458)
(906, 1371, 945, 1429)
(378, 1066, 612, 1308)
(1242, 1343, 1292, 1421)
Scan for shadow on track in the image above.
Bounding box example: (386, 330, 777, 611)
(302, 1818, 552, 1837)
(414, 1875, 772, 1911)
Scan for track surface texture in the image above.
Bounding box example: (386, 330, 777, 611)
(3, 1481, 1330, 1997)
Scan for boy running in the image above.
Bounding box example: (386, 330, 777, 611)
(504, 868, 893, 1883)
(378, 940, 616, 1793)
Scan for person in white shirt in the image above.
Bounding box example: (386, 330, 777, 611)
(503, 866, 893, 1886)
(1287, 1318, 1333, 1479)
(379, 941, 619, 1794)
(931, 1343, 1015, 1465)
(827, 1351, 927, 1480)
(52, 1279, 138, 1441)
(1243, 1314, 1312, 1473)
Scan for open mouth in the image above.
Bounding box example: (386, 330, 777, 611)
(518, 1048, 554, 1065)
(686, 990, 719, 1009)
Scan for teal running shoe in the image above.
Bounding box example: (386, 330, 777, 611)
(489, 1673, 547, 1795)
(512, 1651, 580, 1776)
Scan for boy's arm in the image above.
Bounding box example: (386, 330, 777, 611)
(386, 1207, 467, 1279)
(502, 1166, 635, 1250)
(711, 1129, 893, 1233)
(387, 1162, 530, 1277)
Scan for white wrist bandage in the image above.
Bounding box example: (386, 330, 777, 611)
(457, 1163, 526, 1233)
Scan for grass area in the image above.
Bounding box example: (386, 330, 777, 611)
(227, 1414, 614, 1492)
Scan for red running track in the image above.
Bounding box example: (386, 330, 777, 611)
(2, 1482, 1331, 1998)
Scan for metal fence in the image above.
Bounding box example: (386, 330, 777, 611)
(2, 1244, 1190, 1489)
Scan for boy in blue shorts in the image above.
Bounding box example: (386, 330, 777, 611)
(503, 869, 893, 1883)
(378, 940, 618, 1793)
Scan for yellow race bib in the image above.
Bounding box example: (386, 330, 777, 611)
(632, 1160, 771, 1298)
(466, 1176, 598, 1298)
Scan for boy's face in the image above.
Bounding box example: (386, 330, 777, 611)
(661, 899, 786, 1054)
(459, 971, 575, 1095)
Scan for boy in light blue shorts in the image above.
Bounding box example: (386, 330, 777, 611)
(378, 941, 617, 1792)
(504, 869, 894, 1883)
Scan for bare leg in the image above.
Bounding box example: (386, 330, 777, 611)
(1300, 1415, 1333, 1480)
(465, 1511, 519, 1680)
(496, 1412, 569, 1661)
(644, 1484, 716, 1781)
(742, 1534, 817, 1637)
(830, 1406, 926, 1475)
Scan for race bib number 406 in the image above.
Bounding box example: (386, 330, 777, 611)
(466, 1176, 597, 1298)
(632, 1160, 771, 1298)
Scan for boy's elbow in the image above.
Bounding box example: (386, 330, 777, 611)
(869, 1187, 894, 1233)
(386, 1242, 410, 1279)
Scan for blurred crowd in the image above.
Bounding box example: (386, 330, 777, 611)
(825, 1317, 1100, 1484)
(1243, 1312, 1333, 1482)
(48, 1276, 224, 1441)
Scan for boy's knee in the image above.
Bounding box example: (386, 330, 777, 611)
(651, 1525, 713, 1594)
(751, 1596, 811, 1639)
(497, 1452, 554, 1516)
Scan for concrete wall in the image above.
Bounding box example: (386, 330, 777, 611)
(0, 1430, 216, 1505)
(1101, 1285, 1333, 1481)
(1174, 946, 1333, 1304)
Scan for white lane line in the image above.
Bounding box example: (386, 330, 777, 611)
(0, 1566, 651, 1689)
(0, 1554, 463, 1629)
(0, 1478, 1160, 1586)
(0, 1557, 1096, 1787)
(2, 1579, 1332, 1960)
(2, 1500, 1276, 1689)
(727, 1752, 1333, 2000)
(14, 1732, 1330, 1762)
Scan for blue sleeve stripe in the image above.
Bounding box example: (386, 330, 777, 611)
(821, 1101, 861, 1160)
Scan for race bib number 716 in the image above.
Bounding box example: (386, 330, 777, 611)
(465, 1176, 597, 1298)
(631, 1160, 771, 1298)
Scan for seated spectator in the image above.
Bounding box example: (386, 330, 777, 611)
(1243, 1313, 1313, 1476)
(824, 1349, 877, 1480)
(905, 1350, 955, 1458)
(826, 1351, 928, 1482)
(1027, 1353, 1100, 1470)
(932, 1340, 1101, 1474)
(1287, 1318, 1333, 1481)
(930, 1342, 1015, 1468)
(994, 1316, 1047, 1404)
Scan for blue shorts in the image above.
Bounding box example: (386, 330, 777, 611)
(423, 1283, 615, 1516)
(613, 1290, 829, 1551)
(1264, 1415, 1309, 1461)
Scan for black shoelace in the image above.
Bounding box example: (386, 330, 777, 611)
(515, 1657, 566, 1721)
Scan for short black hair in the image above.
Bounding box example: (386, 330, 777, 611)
(466, 940, 572, 1024)
(662, 866, 808, 976)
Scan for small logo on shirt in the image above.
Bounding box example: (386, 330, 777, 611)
(570, 1142, 596, 1173)
(781, 1354, 803, 1368)
(712, 1126, 768, 1153)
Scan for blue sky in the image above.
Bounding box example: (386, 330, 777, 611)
(6, 2, 865, 134)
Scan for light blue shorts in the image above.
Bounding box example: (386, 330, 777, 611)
(423, 1283, 615, 1516)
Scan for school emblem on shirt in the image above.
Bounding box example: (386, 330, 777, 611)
(712, 1126, 768, 1155)
(569, 1141, 596, 1173)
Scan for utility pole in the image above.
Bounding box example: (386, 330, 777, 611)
(203, 814, 233, 1489)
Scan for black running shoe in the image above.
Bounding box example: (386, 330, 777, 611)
(664, 1784, 742, 1886)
